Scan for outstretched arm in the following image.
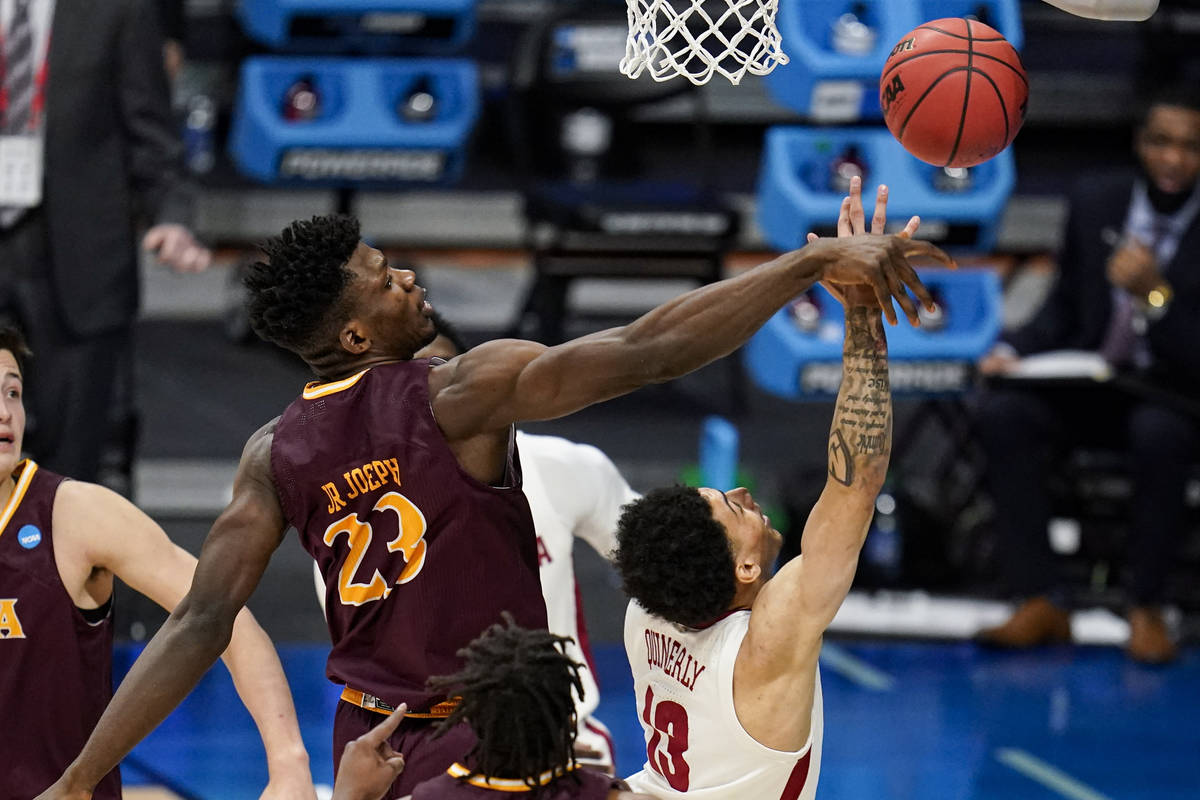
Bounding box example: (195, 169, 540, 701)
(39, 423, 291, 799)
(50, 480, 313, 798)
(735, 180, 903, 752)
(431, 232, 948, 441)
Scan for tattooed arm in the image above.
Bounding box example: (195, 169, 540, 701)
(732, 180, 903, 753)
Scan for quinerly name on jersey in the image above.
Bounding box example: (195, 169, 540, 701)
(643, 629, 707, 691)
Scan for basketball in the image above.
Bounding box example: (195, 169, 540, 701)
(879, 17, 1028, 168)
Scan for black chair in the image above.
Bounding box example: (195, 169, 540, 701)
(503, 1, 740, 360)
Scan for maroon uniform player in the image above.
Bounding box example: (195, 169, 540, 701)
(275, 359, 547, 787)
(37, 213, 948, 800)
(410, 616, 650, 800)
(0, 327, 314, 800)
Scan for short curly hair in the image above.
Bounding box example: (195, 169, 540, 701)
(614, 485, 736, 627)
(244, 214, 361, 355)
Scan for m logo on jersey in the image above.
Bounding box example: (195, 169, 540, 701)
(323, 491, 429, 606)
(0, 599, 25, 638)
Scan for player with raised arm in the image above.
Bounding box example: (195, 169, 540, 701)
(614, 178, 909, 798)
(36, 194, 949, 800)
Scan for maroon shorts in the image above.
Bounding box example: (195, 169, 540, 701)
(333, 700, 477, 799)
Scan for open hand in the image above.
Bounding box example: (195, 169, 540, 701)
(805, 176, 955, 325)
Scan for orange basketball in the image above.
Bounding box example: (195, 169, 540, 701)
(879, 17, 1027, 168)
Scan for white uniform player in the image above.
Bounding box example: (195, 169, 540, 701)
(518, 430, 640, 772)
(312, 429, 638, 772)
(624, 603, 822, 799)
(612, 180, 909, 800)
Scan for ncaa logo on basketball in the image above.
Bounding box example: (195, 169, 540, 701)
(17, 524, 41, 550)
(881, 75, 906, 113)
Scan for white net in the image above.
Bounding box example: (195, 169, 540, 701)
(620, 0, 788, 86)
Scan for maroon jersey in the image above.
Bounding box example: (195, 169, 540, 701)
(412, 764, 620, 799)
(272, 360, 547, 710)
(0, 461, 120, 800)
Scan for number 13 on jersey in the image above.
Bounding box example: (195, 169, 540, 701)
(642, 686, 691, 791)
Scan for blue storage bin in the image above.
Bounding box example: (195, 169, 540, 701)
(764, 0, 1021, 120)
(236, 0, 476, 54)
(230, 56, 480, 186)
(745, 268, 1002, 399)
(756, 126, 1014, 252)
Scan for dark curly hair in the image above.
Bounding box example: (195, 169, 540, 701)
(244, 214, 361, 355)
(614, 485, 737, 627)
(429, 614, 584, 798)
(0, 324, 32, 375)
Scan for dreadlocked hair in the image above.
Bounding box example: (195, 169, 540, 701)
(244, 214, 361, 355)
(429, 613, 585, 798)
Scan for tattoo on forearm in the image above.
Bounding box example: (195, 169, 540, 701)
(826, 307, 892, 485)
(829, 429, 853, 486)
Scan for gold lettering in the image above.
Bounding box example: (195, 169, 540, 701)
(350, 468, 371, 495)
(371, 460, 390, 488)
(322, 482, 347, 514)
(343, 472, 360, 500)
(0, 599, 25, 639)
(386, 458, 401, 486)
(362, 465, 382, 492)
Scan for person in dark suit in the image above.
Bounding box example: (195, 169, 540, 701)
(973, 84, 1200, 663)
(0, 0, 211, 484)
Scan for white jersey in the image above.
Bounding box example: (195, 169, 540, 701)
(517, 432, 640, 767)
(623, 601, 823, 800)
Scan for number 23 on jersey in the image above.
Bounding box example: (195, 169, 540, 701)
(323, 491, 429, 606)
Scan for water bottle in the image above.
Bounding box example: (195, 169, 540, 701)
(183, 94, 216, 174)
(399, 75, 437, 122)
(282, 75, 321, 122)
(933, 166, 973, 193)
(864, 487, 903, 584)
(831, 3, 876, 56)
(789, 292, 822, 334)
(917, 287, 947, 332)
(829, 145, 868, 195)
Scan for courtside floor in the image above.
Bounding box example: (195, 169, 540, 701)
(116, 640, 1198, 800)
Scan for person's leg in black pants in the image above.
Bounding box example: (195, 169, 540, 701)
(1124, 400, 1200, 662)
(4, 211, 127, 484)
(974, 385, 1063, 598)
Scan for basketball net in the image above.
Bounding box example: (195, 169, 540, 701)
(620, 0, 788, 86)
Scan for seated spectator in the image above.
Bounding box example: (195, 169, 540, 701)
(974, 84, 1200, 664)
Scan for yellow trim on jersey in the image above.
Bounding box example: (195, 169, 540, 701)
(447, 762, 577, 791)
(0, 459, 38, 539)
(302, 369, 369, 399)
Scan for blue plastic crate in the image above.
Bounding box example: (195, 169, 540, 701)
(230, 56, 480, 186)
(756, 126, 1014, 253)
(236, 0, 476, 54)
(765, 0, 1021, 120)
(745, 268, 1002, 399)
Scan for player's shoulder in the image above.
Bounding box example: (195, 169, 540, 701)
(54, 478, 133, 517)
